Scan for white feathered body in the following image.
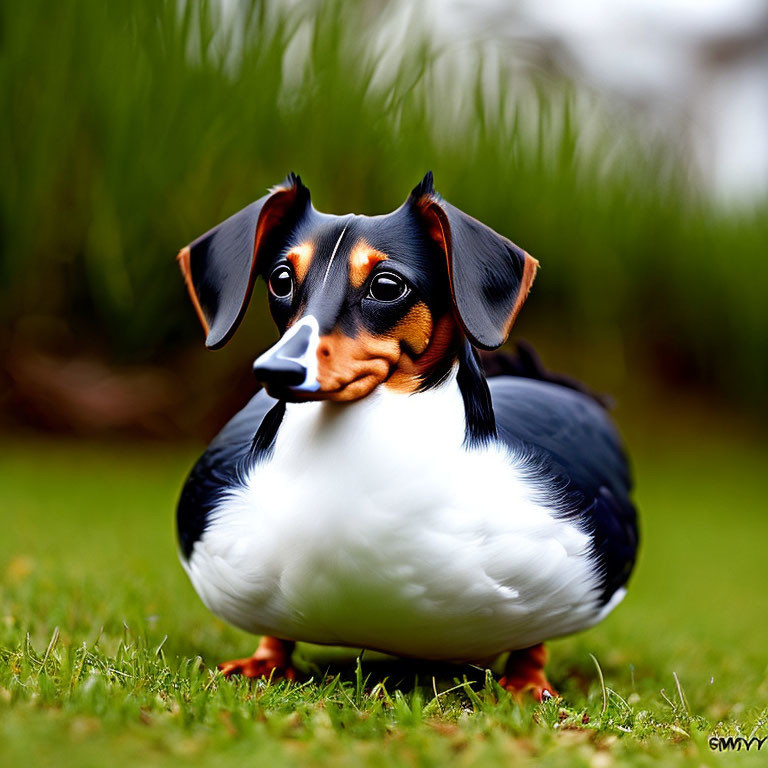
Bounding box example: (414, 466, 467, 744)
(182, 374, 622, 662)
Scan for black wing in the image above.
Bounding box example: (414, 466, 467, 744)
(177, 390, 280, 560)
(488, 377, 639, 604)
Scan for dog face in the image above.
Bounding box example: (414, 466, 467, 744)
(178, 173, 538, 402)
(252, 203, 460, 401)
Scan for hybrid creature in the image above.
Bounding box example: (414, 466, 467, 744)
(176, 173, 638, 699)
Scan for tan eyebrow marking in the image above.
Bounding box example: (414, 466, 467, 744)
(349, 241, 388, 288)
(286, 243, 314, 282)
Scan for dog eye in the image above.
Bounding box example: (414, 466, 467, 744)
(269, 266, 294, 298)
(368, 273, 408, 302)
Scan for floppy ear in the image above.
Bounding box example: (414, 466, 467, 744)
(177, 173, 311, 349)
(408, 171, 538, 350)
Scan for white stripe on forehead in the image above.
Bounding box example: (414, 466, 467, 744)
(321, 223, 349, 287)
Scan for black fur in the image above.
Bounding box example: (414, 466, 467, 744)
(480, 341, 611, 409)
(407, 172, 531, 350)
(456, 341, 496, 447)
(185, 175, 310, 348)
(250, 400, 287, 461)
(489, 376, 638, 604)
(177, 390, 277, 559)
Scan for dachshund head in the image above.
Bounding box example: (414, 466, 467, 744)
(178, 172, 537, 402)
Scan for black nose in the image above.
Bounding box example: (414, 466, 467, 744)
(252, 358, 307, 387)
(252, 324, 312, 387)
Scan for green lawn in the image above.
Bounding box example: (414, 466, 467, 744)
(1, 426, 767, 767)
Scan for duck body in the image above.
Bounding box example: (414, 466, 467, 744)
(178, 368, 637, 663)
(175, 172, 639, 683)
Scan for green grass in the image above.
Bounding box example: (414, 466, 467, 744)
(2, 429, 767, 766)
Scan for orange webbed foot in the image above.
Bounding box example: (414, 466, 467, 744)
(498, 643, 559, 702)
(218, 636, 297, 681)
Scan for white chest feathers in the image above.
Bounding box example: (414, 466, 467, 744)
(185, 377, 610, 661)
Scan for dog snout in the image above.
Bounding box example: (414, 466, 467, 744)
(253, 357, 308, 388)
(252, 316, 320, 392)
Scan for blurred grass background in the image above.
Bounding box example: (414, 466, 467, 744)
(1, 1, 767, 762)
(1, 0, 766, 438)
